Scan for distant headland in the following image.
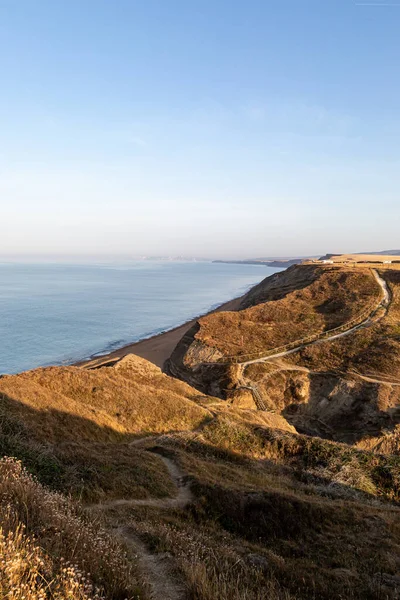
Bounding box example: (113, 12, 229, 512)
(213, 257, 308, 268)
(214, 250, 400, 269)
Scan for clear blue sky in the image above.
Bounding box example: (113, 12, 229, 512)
(1, 0, 399, 259)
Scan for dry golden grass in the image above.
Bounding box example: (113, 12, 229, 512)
(0, 457, 141, 599)
(181, 556, 294, 600)
(193, 268, 379, 358)
(0, 355, 213, 503)
(240, 360, 400, 445)
(0, 402, 176, 502)
(135, 422, 400, 599)
(2, 325, 400, 599)
(323, 254, 400, 264)
(124, 508, 296, 600)
(357, 425, 400, 454)
(54, 442, 177, 502)
(199, 399, 296, 432)
(112, 424, 398, 595)
(0, 355, 210, 443)
(155, 414, 400, 501)
(286, 270, 400, 378)
(237, 276, 400, 442)
(0, 525, 96, 600)
(168, 268, 400, 448)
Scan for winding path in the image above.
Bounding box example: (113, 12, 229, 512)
(234, 270, 392, 410)
(115, 525, 187, 600)
(87, 447, 192, 600)
(254, 363, 400, 388)
(87, 450, 193, 512)
(241, 269, 390, 367)
(85, 271, 393, 594)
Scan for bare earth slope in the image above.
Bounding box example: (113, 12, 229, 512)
(166, 264, 400, 447)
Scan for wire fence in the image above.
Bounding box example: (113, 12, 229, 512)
(216, 296, 384, 365)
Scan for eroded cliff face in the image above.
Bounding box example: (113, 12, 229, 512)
(166, 264, 400, 447)
(166, 323, 236, 398)
(167, 339, 400, 443)
(252, 368, 400, 444)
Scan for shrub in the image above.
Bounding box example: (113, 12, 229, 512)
(0, 457, 140, 599)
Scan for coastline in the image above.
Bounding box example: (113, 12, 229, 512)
(75, 294, 243, 370)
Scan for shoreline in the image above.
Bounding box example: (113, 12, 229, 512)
(75, 294, 243, 370)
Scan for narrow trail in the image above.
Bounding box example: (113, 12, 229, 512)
(351, 370, 400, 386)
(83, 271, 393, 595)
(87, 450, 193, 511)
(342, 371, 400, 387)
(235, 270, 393, 410)
(88, 446, 191, 599)
(115, 525, 187, 600)
(253, 363, 400, 388)
(241, 269, 391, 367)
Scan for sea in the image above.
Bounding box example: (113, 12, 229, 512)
(0, 261, 282, 375)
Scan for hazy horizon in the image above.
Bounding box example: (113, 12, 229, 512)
(1, 248, 399, 264)
(1, 1, 399, 258)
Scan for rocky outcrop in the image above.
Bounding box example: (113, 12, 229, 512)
(165, 323, 235, 398)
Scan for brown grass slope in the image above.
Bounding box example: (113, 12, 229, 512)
(0, 355, 211, 503)
(167, 266, 380, 385)
(194, 266, 379, 358)
(0, 354, 209, 441)
(167, 266, 400, 448)
(270, 269, 400, 443)
(286, 269, 400, 377)
(116, 415, 400, 600)
(1, 352, 400, 598)
(0, 457, 141, 599)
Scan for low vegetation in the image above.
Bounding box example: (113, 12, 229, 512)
(193, 267, 380, 358)
(0, 355, 210, 442)
(168, 266, 400, 450)
(116, 417, 400, 599)
(287, 270, 400, 377)
(0, 457, 140, 599)
(0, 386, 177, 502)
(1, 265, 400, 599)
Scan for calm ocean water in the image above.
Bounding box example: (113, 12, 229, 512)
(0, 261, 282, 375)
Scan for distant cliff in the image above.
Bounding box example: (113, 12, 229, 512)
(213, 258, 304, 268)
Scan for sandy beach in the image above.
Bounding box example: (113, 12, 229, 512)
(76, 295, 242, 370)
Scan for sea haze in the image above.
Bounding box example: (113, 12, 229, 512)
(0, 261, 282, 375)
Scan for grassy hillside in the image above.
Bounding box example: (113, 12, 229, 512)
(286, 269, 400, 376)
(0, 355, 211, 502)
(1, 355, 400, 598)
(193, 267, 379, 359)
(104, 415, 400, 600)
(0, 456, 141, 599)
(0, 354, 209, 441)
(167, 265, 400, 447)
(2, 264, 400, 598)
